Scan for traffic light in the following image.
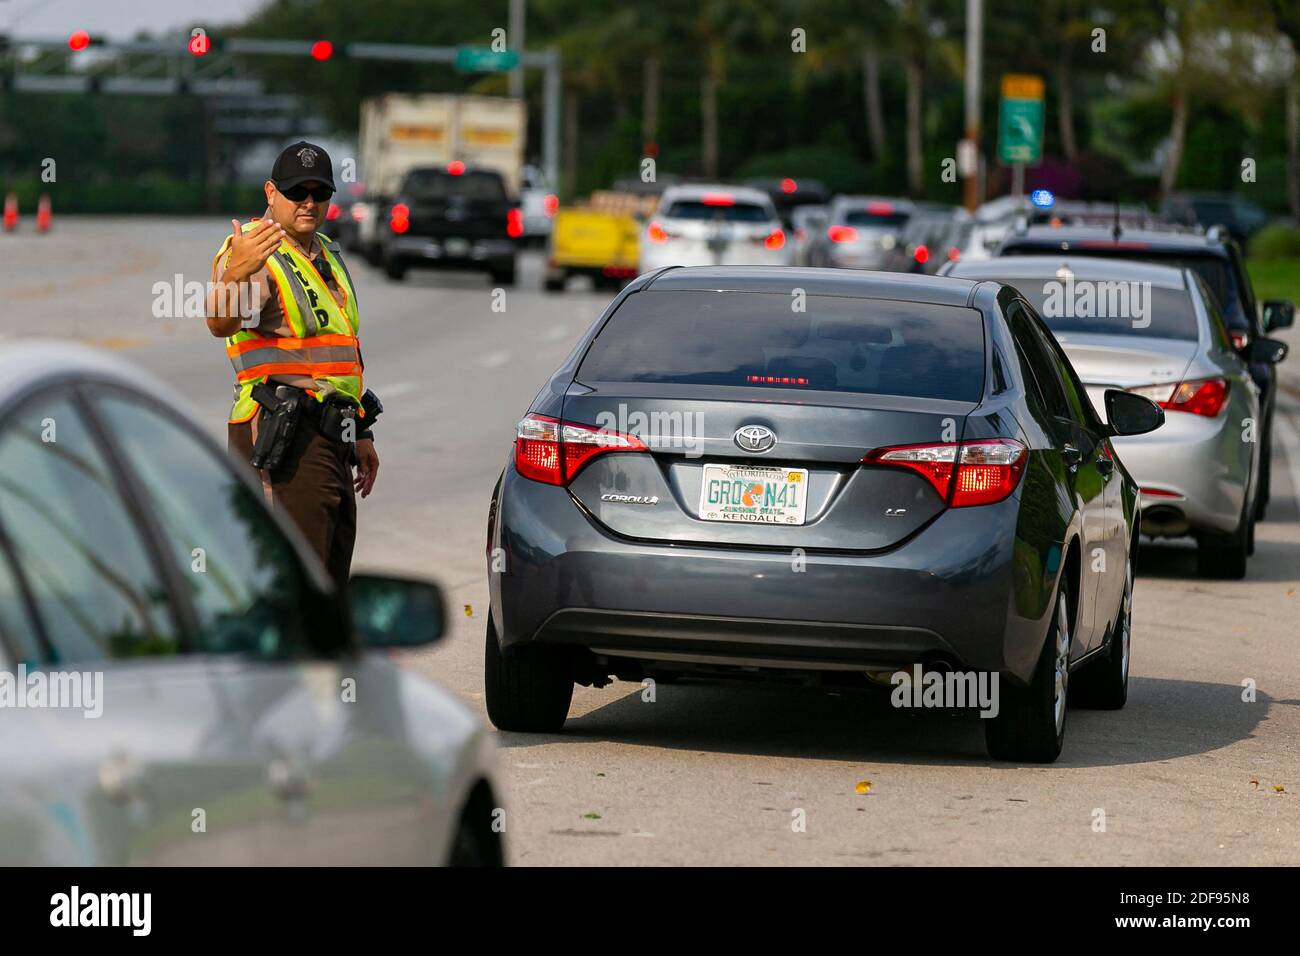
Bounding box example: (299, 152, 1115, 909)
(189, 29, 211, 56)
(309, 40, 333, 61)
(68, 30, 91, 51)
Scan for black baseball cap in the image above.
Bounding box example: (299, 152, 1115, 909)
(271, 141, 336, 191)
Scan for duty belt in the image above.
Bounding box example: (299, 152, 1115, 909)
(249, 382, 358, 469)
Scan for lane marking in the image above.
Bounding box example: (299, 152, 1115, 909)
(380, 381, 418, 398)
(1271, 408, 1300, 519)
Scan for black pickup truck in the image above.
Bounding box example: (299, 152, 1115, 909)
(377, 164, 521, 285)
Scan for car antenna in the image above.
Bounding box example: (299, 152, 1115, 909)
(1112, 200, 1122, 241)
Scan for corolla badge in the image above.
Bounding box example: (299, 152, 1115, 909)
(734, 424, 776, 453)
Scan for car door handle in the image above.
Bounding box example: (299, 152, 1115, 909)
(1096, 454, 1114, 478)
(1061, 445, 1081, 469)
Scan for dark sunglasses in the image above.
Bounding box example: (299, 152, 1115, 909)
(280, 183, 335, 202)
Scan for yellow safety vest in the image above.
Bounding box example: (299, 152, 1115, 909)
(214, 223, 363, 423)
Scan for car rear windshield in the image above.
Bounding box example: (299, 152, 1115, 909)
(402, 170, 506, 201)
(997, 278, 1201, 341)
(1004, 245, 1246, 327)
(843, 210, 910, 229)
(577, 291, 986, 401)
(664, 200, 772, 222)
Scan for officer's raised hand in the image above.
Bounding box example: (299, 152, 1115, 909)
(225, 218, 287, 283)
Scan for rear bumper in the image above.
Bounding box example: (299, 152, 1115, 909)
(387, 235, 515, 267)
(824, 245, 892, 270)
(490, 465, 1045, 681)
(522, 214, 553, 237)
(1113, 410, 1252, 536)
(639, 243, 793, 272)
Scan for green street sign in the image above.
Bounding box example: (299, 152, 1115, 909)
(997, 74, 1045, 165)
(455, 46, 519, 73)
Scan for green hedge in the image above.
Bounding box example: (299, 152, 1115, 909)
(1248, 223, 1300, 259)
(0, 176, 265, 215)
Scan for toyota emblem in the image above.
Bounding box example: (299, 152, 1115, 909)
(734, 424, 776, 453)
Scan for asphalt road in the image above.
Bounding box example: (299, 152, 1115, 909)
(3, 217, 1298, 865)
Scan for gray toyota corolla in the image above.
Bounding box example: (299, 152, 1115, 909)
(485, 267, 1164, 762)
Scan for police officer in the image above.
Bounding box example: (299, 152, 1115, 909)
(205, 141, 379, 585)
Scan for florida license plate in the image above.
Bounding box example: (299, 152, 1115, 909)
(698, 464, 808, 525)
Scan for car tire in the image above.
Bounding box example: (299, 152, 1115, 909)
(1197, 501, 1250, 580)
(1071, 557, 1131, 710)
(447, 813, 488, 867)
(543, 274, 566, 292)
(484, 617, 573, 733)
(384, 256, 407, 281)
(985, 585, 1071, 763)
(490, 263, 517, 287)
(1254, 443, 1270, 521)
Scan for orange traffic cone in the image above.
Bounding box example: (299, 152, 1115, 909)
(36, 193, 51, 233)
(2, 193, 17, 232)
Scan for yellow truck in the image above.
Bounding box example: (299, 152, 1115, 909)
(544, 190, 657, 292)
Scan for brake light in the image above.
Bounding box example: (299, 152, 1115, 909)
(1230, 330, 1248, 351)
(543, 193, 559, 216)
(864, 439, 1027, 507)
(647, 221, 668, 243)
(507, 207, 524, 238)
(326, 202, 341, 221)
(866, 201, 895, 216)
(764, 228, 785, 250)
(1078, 240, 1149, 249)
(389, 202, 410, 234)
(947, 246, 961, 262)
(1129, 378, 1229, 417)
(1166, 378, 1229, 417)
(827, 225, 858, 243)
(701, 192, 735, 206)
(350, 204, 368, 222)
(514, 414, 648, 486)
(447, 161, 466, 176)
(745, 375, 810, 386)
(913, 244, 930, 265)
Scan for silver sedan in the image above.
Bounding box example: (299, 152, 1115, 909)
(945, 256, 1288, 579)
(0, 342, 503, 865)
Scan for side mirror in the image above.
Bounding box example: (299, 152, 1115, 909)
(1105, 389, 1164, 437)
(1262, 300, 1294, 331)
(1249, 336, 1289, 364)
(349, 573, 445, 649)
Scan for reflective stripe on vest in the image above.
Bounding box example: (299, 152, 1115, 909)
(225, 332, 361, 382)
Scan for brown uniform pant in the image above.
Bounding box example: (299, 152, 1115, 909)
(229, 416, 357, 586)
